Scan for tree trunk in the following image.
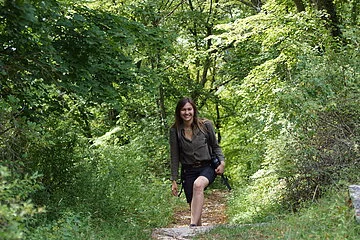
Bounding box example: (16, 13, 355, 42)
(158, 84, 168, 133)
(292, 0, 305, 12)
(315, 0, 342, 38)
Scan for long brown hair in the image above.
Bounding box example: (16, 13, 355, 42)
(172, 97, 206, 133)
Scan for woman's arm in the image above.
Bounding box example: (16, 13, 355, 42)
(205, 121, 225, 162)
(204, 121, 225, 175)
(169, 127, 180, 181)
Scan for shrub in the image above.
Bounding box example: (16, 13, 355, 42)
(27, 211, 94, 240)
(0, 166, 44, 240)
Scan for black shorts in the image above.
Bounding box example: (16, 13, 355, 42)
(182, 164, 216, 203)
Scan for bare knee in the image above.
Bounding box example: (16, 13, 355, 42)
(193, 177, 209, 193)
(193, 181, 204, 193)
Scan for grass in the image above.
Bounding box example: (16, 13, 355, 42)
(195, 186, 360, 239)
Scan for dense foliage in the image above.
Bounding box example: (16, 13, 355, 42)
(197, 186, 360, 239)
(1, 0, 359, 238)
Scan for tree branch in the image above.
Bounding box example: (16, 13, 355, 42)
(239, 0, 262, 12)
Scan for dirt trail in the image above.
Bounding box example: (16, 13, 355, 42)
(168, 189, 228, 227)
(152, 189, 228, 239)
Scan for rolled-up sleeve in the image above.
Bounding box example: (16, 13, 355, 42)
(169, 128, 180, 181)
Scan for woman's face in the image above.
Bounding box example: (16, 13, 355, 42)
(180, 102, 194, 123)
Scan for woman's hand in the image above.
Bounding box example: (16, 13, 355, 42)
(171, 181, 178, 196)
(215, 161, 225, 175)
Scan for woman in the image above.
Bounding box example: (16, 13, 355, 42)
(170, 97, 225, 227)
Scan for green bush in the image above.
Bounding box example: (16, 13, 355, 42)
(223, 20, 360, 220)
(25, 116, 90, 210)
(27, 211, 95, 240)
(83, 141, 173, 227)
(23, 127, 175, 239)
(0, 166, 44, 240)
(199, 185, 360, 239)
(227, 135, 291, 223)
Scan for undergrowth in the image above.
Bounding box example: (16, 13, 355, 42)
(22, 135, 176, 240)
(196, 184, 360, 239)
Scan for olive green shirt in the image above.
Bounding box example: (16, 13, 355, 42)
(169, 120, 225, 181)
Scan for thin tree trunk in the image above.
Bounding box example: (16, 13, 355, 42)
(292, 0, 305, 12)
(158, 84, 168, 133)
(316, 0, 342, 38)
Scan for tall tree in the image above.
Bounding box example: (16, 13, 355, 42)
(290, 0, 342, 37)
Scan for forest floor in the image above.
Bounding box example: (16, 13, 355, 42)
(152, 189, 229, 239)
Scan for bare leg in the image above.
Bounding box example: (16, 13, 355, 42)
(190, 176, 209, 226)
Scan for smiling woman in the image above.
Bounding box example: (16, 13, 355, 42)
(181, 102, 194, 140)
(169, 97, 226, 227)
(180, 102, 194, 124)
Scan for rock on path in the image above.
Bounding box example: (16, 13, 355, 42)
(349, 185, 360, 223)
(152, 225, 216, 240)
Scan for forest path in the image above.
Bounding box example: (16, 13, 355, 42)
(152, 189, 229, 239)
